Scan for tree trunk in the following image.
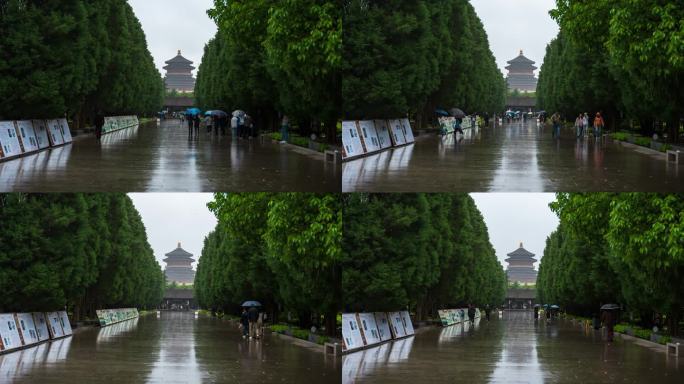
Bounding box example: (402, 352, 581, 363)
(669, 114, 680, 143)
(325, 310, 337, 337)
(325, 118, 338, 144)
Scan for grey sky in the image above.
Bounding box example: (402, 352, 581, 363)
(129, 0, 217, 76)
(471, 193, 559, 271)
(470, 0, 560, 75)
(129, 193, 217, 271)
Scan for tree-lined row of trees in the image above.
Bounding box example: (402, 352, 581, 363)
(538, 193, 684, 335)
(537, 1, 683, 141)
(343, 0, 506, 125)
(0, 194, 165, 321)
(194, 193, 341, 336)
(0, 0, 163, 127)
(195, 1, 341, 142)
(342, 194, 507, 320)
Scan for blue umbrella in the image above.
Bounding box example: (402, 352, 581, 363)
(550, 305, 560, 309)
(435, 109, 449, 117)
(210, 110, 228, 118)
(241, 301, 262, 307)
(186, 108, 201, 116)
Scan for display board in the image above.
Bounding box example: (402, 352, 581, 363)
(56, 118, 73, 143)
(0, 121, 23, 160)
(14, 313, 39, 346)
(373, 312, 392, 342)
(341, 313, 364, 352)
(103, 116, 139, 134)
(357, 121, 382, 154)
(399, 118, 415, 143)
(46, 120, 65, 147)
(46, 312, 65, 339)
(387, 120, 407, 146)
(32, 312, 50, 342)
(95, 308, 139, 327)
(399, 311, 415, 336)
(31, 120, 51, 149)
(438, 117, 456, 135)
(357, 313, 382, 347)
(57, 311, 72, 336)
(372, 120, 393, 150)
(388, 312, 407, 339)
(341, 121, 364, 160)
(0, 314, 22, 352)
(15, 121, 40, 154)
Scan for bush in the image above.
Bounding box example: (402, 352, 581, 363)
(634, 328, 652, 340)
(634, 137, 652, 147)
(292, 329, 310, 340)
(657, 335, 672, 345)
(270, 324, 290, 333)
(614, 324, 629, 334)
(613, 132, 629, 141)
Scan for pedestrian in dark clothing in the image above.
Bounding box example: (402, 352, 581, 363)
(248, 307, 259, 339)
(468, 304, 476, 323)
(534, 306, 540, 320)
(240, 309, 249, 338)
(193, 115, 200, 137)
(95, 114, 105, 143)
(187, 113, 194, 137)
(601, 310, 615, 342)
(484, 305, 491, 321)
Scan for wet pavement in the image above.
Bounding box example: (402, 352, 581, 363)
(0, 312, 340, 384)
(343, 311, 681, 383)
(0, 119, 340, 192)
(343, 121, 683, 192)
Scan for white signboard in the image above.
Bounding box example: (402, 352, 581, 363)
(341, 121, 364, 160)
(400, 311, 415, 336)
(400, 118, 415, 143)
(46, 312, 65, 339)
(388, 120, 407, 146)
(357, 121, 381, 154)
(357, 313, 381, 347)
(14, 313, 39, 346)
(57, 118, 73, 143)
(31, 120, 50, 149)
(0, 314, 22, 352)
(57, 311, 72, 336)
(0, 121, 22, 159)
(46, 120, 65, 146)
(342, 313, 364, 352)
(32, 313, 50, 342)
(373, 312, 392, 342)
(372, 120, 393, 150)
(15, 121, 40, 153)
(388, 311, 406, 339)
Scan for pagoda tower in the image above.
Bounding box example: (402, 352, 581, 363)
(505, 50, 538, 93)
(505, 242, 537, 284)
(163, 242, 195, 285)
(163, 50, 196, 93)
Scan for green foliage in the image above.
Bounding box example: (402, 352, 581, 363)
(342, 194, 506, 320)
(0, 194, 164, 318)
(612, 132, 629, 141)
(195, 193, 341, 336)
(197, 0, 341, 142)
(539, 193, 684, 336)
(539, 1, 683, 141)
(634, 137, 651, 148)
(0, 0, 163, 123)
(342, 0, 505, 121)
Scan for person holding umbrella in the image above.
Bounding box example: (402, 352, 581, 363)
(601, 304, 619, 342)
(242, 301, 262, 339)
(533, 304, 540, 320)
(240, 308, 249, 339)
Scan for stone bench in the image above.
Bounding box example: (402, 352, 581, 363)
(667, 342, 680, 357)
(325, 150, 341, 165)
(666, 150, 682, 164)
(325, 342, 342, 356)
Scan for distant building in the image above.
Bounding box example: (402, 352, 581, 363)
(163, 242, 195, 285)
(163, 50, 195, 94)
(505, 242, 537, 284)
(506, 50, 538, 93)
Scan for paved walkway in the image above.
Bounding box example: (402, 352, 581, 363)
(343, 121, 683, 192)
(0, 119, 340, 192)
(0, 312, 339, 383)
(344, 311, 681, 384)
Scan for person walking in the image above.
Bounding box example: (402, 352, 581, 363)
(193, 114, 201, 138)
(231, 114, 239, 137)
(240, 308, 249, 339)
(244, 114, 253, 139)
(484, 305, 491, 321)
(248, 306, 259, 339)
(533, 305, 540, 320)
(280, 115, 290, 144)
(467, 304, 476, 323)
(575, 114, 583, 138)
(601, 309, 615, 342)
(582, 113, 590, 138)
(552, 113, 561, 138)
(593, 112, 605, 139)
(186, 112, 194, 137)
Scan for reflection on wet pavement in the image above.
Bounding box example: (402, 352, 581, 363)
(0, 312, 339, 384)
(343, 311, 681, 384)
(0, 120, 340, 192)
(343, 121, 683, 192)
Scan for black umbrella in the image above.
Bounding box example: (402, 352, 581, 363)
(449, 108, 466, 119)
(601, 304, 620, 310)
(241, 301, 262, 307)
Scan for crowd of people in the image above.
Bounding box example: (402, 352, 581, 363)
(240, 306, 265, 340)
(180, 111, 256, 139)
(548, 111, 606, 139)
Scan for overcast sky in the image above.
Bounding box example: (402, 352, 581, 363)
(471, 0, 560, 75)
(129, 0, 216, 76)
(471, 193, 559, 270)
(129, 193, 217, 270)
